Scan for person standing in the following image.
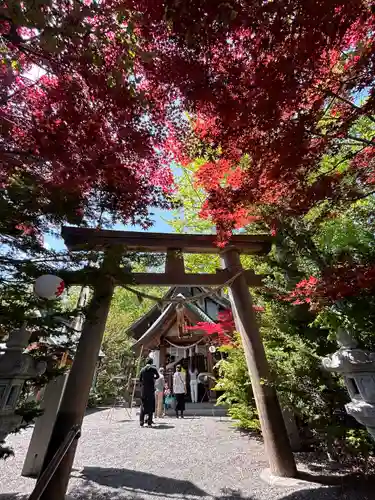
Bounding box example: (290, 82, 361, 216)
(155, 367, 165, 418)
(173, 364, 186, 418)
(139, 358, 159, 427)
(189, 365, 199, 403)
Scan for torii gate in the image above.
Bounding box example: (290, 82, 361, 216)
(37, 227, 296, 500)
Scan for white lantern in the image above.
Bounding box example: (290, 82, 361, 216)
(209, 345, 216, 353)
(34, 275, 65, 300)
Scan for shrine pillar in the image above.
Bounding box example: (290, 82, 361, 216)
(206, 348, 214, 401)
(159, 343, 167, 368)
(151, 350, 160, 369)
(37, 274, 115, 500)
(221, 247, 297, 478)
(23, 286, 90, 478)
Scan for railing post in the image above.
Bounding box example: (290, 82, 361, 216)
(221, 247, 297, 477)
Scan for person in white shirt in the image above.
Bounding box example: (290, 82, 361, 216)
(173, 364, 186, 418)
(155, 367, 165, 418)
(189, 365, 199, 403)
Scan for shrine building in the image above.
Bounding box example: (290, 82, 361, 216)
(127, 286, 231, 402)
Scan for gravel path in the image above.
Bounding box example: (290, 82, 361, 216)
(0, 408, 373, 500)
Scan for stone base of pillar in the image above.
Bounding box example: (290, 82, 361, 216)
(22, 374, 68, 478)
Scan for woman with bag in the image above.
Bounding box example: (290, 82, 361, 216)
(155, 367, 165, 418)
(173, 364, 186, 418)
(189, 364, 199, 403)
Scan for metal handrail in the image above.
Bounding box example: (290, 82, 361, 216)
(28, 424, 81, 500)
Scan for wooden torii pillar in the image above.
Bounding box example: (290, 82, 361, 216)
(36, 228, 296, 500)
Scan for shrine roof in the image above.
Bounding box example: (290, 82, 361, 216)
(130, 287, 224, 351)
(125, 287, 177, 341)
(126, 287, 195, 341)
(132, 299, 215, 351)
(200, 287, 231, 309)
(132, 303, 176, 350)
(61, 226, 272, 254)
(184, 299, 215, 324)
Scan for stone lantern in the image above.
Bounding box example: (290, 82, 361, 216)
(0, 325, 46, 444)
(322, 328, 375, 440)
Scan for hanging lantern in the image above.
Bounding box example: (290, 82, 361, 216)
(195, 344, 199, 354)
(189, 348, 193, 357)
(184, 349, 188, 358)
(34, 275, 65, 300)
(209, 345, 216, 353)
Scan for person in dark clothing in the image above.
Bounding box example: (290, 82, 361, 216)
(139, 358, 159, 427)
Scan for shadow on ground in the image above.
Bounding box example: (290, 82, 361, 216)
(280, 485, 374, 500)
(2, 470, 375, 500)
(297, 469, 375, 486)
(73, 466, 207, 497)
(149, 424, 175, 429)
(1, 485, 375, 500)
(85, 407, 111, 416)
(70, 465, 375, 500)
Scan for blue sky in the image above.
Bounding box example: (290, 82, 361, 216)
(44, 206, 176, 252)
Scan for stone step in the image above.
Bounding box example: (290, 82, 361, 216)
(165, 402, 227, 417)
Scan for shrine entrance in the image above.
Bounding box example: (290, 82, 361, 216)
(32, 227, 297, 500)
(127, 283, 235, 407)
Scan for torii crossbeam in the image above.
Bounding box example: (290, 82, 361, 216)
(61, 226, 272, 286)
(37, 228, 296, 500)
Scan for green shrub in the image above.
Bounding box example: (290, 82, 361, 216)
(214, 331, 374, 461)
(214, 335, 260, 432)
(226, 403, 261, 432)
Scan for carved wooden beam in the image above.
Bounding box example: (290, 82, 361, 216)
(61, 226, 272, 255)
(122, 269, 264, 287)
(62, 267, 265, 288)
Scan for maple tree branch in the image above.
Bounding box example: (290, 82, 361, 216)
(1, 77, 45, 105)
(315, 145, 368, 180)
(319, 95, 336, 122)
(0, 256, 69, 264)
(0, 149, 41, 162)
(346, 135, 375, 147)
(182, 166, 205, 203)
(352, 189, 375, 203)
(276, 218, 327, 270)
(314, 131, 375, 147)
(327, 91, 375, 124)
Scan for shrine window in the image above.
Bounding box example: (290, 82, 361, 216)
(206, 299, 219, 320)
(348, 377, 360, 396)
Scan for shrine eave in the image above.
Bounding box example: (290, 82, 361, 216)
(132, 296, 217, 352)
(132, 303, 175, 350)
(61, 226, 273, 254)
